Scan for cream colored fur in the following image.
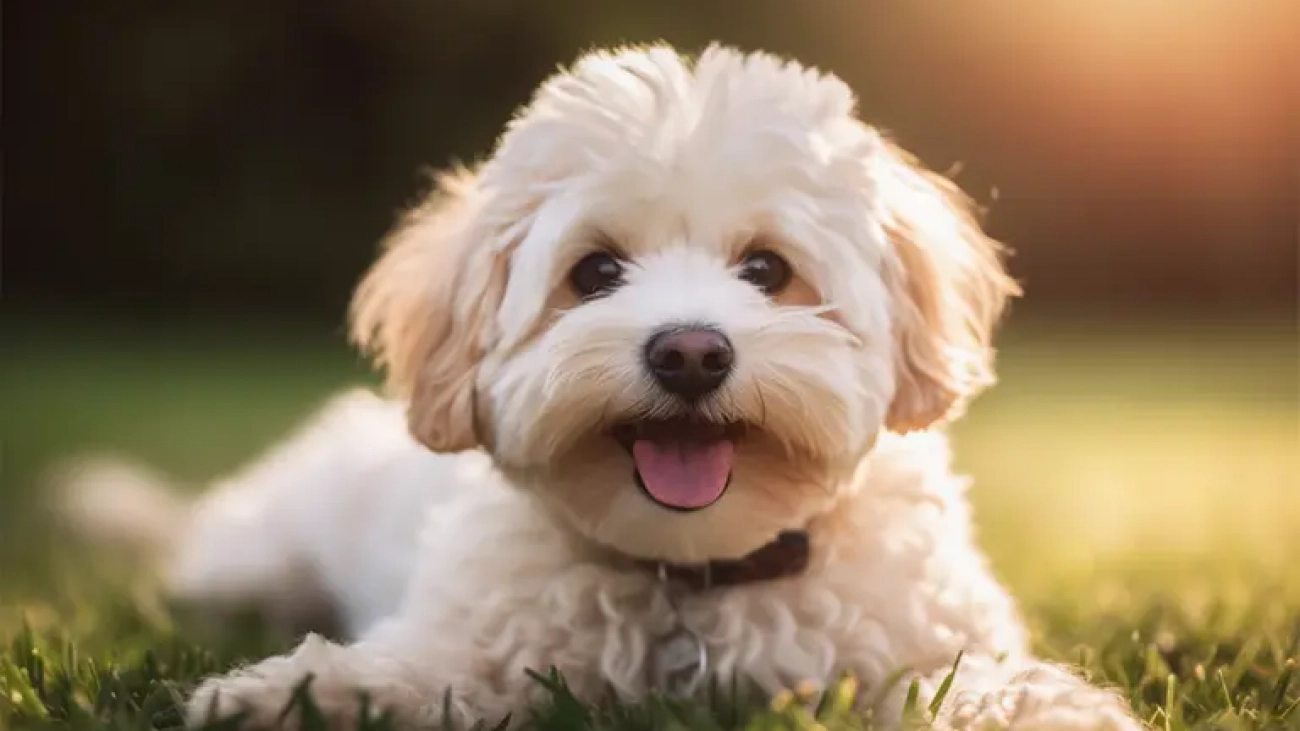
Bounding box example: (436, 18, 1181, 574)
(62, 44, 1142, 730)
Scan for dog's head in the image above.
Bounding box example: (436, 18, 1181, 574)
(350, 45, 1018, 562)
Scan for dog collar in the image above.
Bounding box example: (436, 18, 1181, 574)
(636, 530, 811, 592)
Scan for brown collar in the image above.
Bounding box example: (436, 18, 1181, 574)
(634, 530, 811, 591)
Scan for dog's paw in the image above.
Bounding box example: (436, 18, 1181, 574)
(946, 700, 1143, 731)
(184, 635, 409, 730)
(187, 670, 303, 730)
(943, 667, 1144, 731)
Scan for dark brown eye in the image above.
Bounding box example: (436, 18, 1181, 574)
(738, 249, 792, 296)
(569, 251, 625, 300)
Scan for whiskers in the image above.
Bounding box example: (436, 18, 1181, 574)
(748, 304, 858, 345)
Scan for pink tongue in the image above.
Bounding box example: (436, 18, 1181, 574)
(632, 440, 735, 509)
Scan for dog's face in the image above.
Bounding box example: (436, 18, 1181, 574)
(351, 45, 1018, 563)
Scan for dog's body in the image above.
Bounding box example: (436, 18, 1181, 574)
(64, 45, 1142, 729)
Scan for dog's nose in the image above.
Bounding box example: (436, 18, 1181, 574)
(644, 327, 734, 399)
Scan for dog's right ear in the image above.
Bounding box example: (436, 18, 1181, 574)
(349, 169, 505, 453)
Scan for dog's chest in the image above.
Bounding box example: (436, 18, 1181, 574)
(678, 586, 850, 690)
(571, 578, 867, 697)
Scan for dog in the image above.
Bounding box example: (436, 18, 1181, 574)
(61, 44, 1142, 730)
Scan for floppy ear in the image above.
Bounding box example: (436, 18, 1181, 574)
(876, 143, 1021, 432)
(349, 169, 506, 452)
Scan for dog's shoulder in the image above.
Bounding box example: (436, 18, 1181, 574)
(862, 429, 967, 499)
(813, 430, 971, 558)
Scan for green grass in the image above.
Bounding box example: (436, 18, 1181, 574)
(2, 317, 1298, 730)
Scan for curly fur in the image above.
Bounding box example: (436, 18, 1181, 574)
(62, 44, 1141, 730)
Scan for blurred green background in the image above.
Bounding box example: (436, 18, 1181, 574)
(3, 1, 1298, 608)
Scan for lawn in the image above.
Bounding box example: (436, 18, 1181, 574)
(2, 316, 1297, 730)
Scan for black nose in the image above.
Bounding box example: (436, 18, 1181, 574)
(644, 327, 734, 400)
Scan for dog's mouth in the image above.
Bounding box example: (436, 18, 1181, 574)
(611, 418, 746, 512)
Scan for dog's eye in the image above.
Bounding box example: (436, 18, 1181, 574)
(569, 251, 625, 300)
(738, 250, 792, 296)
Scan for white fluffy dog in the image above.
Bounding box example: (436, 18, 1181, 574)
(65, 45, 1142, 730)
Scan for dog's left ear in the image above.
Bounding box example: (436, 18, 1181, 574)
(349, 169, 506, 453)
(875, 143, 1021, 432)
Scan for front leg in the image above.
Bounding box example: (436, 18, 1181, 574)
(877, 654, 1142, 731)
(186, 633, 482, 730)
(943, 661, 1141, 731)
